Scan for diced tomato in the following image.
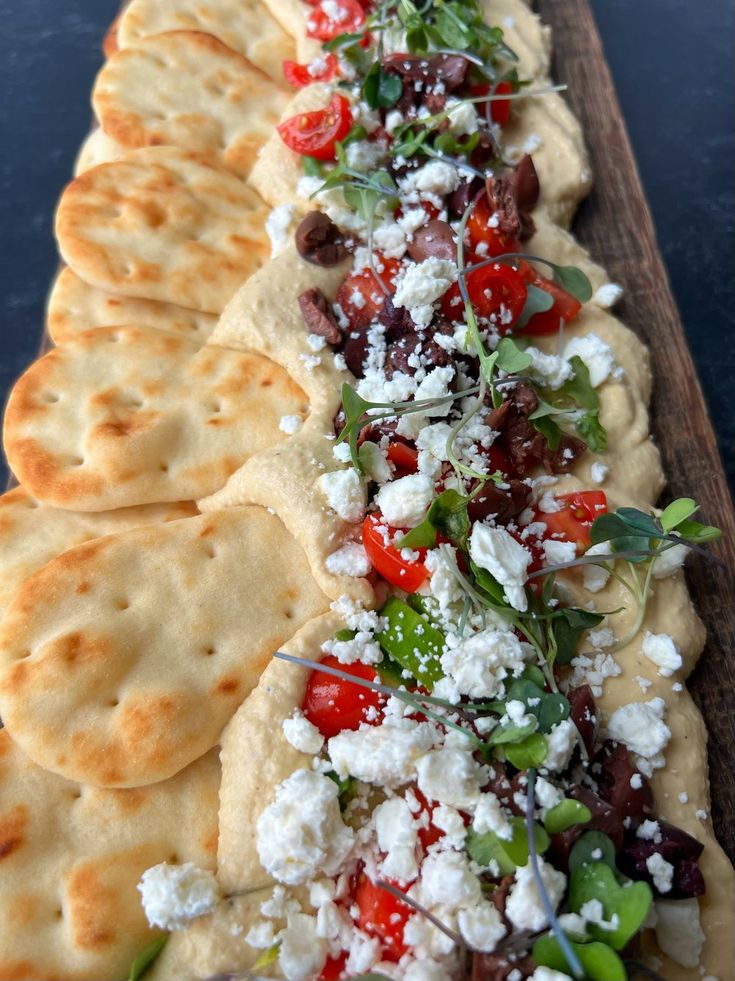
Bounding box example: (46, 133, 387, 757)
(335, 256, 401, 330)
(441, 262, 527, 331)
(394, 200, 441, 223)
(466, 194, 520, 257)
(306, 0, 365, 40)
(277, 93, 352, 161)
(411, 789, 444, 851)
(355, 874, 411, 961)
(484, 443, 514, 477)
(362, 513, 429, 593)
(468, 79, 513, 126)
(319, 952, 347, 980)
(534, 490, 608, 553)
(517, 265, 582, 336)
(387, 441, 418, 476)
(282, 53, 338, 89)
(302, 655, 384, 739)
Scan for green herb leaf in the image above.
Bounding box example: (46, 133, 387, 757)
(302, 155, 324, 177)
(362, 61, 403, 109)
(377, 596, 446, 689)
(504, 731, 548, 768)
(470, 560, 510, 607)
(488, 715, 538, 747)
(530, 412, 562, 451)
(502, 677, 570, 733)
(544, 798, 592, 835)
(551, 606, 604, 666)
(517, 282, 555, 327)
(659, 497, 698, 532)
(569, 862, 653, 951)
(253, 942, 281, 970)
(399, 488, 471, 550)
(552, 264, 593, 303)
(467, 815, 549, 874)
(128, 936, 168, 981)
(568, 831, 618, 874)
(675, 518, 722, 543)
(495, 335, 534, 374)
(532, 934, 627, 981)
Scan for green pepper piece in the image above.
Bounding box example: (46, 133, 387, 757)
(376, 596, 446, 690)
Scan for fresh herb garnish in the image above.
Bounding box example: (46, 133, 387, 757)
(127, 936, 168, 981)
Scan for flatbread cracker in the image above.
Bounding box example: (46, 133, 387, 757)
(4, 325, 307, 511)
(73, 126, 126, 176)
(47, 267, 216, 345)
(55, 146, 270, 314)
(0, 730, 220, 981)
(0, 506, 329, 788)
(117, 0, 295, 84)
(92, 31, 289, 179)
(0, 487, 197, 620)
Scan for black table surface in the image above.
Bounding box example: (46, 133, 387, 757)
(1, 0, 733, 490)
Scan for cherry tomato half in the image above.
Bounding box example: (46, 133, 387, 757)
(386, 441, 418, 476)
(336, 256, 401, 330)
(277, 93, 352, 161)
(534, 490, 608, 552)
(319, 952, 347, 980)
(362, 513, 429, 593)
(466, 194, 520, 258)
(468, 79, 513, 126)
(302, 654, 384, 739)
(355, 874, 411, 962)
(282, 53, 338, 89)
(441, 262, 527, 332)
(306, 0, 365, 41)
(517, 265, 582, 336)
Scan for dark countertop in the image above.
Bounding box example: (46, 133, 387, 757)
(0, 0, 733, 488)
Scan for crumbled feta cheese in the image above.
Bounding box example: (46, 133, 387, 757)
(654, 898, 705, 968)
(325, 542, 371, 577)
(283, 709, 325, 755)
(256, 769, 355, 884)
(525, 347, 574, 390)
(346, 139, 386, 173)
(592, 283, 624, 308)
(432, 803, 467, 848)
(651, 542, 688, 578)
(328, 720, 435, 788)
(278, 912, 327, 980)
(372, 219, 408, 259)
(542, 719, 578, 773)
(446, 97, 479, 136)
(678, 791, 689, 804)
(605, 698, 671, 777)
(469, 523, 531, 612)
(563, 333, 616, 387)
(543, 538, 577, 566)
(332, 441, 353, 464)
(416, 746, 483, 810)
(375, 472, 435, 528)
(473, 792, 512, 841)
(534, 775, 563, 814)
(246, 919, 276, 948)
(420, 849, 482, 910)
(581, 542, 611, 592)
(345, 931, 382, 974)
(646, 852, 674, 893)
(318, 468, 366, 522)
(457, 901, 506, 952)
(279, 414, 303, 435)
(374, 796, 419, 883)
(404, 958, 454, 981)
(265, 204, 295, 257)
(506, 858, 567, 932)
(137, 862, 219, 930)
(393, 257, 458, 328)
(590, 461, 609, 484)
(530, 970, 574, 981)
(642, 631, 683, 677)
(441, 628, 529, 698)
(588, 627, 615, 649)
(403, 160, 460, 197)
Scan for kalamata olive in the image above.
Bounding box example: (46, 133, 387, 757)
(339, 326, 370, 377)
(621, 819, 705, 898)
(594, 741, 654, 825)
(407, 220, 457, 262)
(567, 685, 598, 757)
(295, 211, 347, 266)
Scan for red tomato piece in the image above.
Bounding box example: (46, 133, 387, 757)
(441, 262, 527, 332)
(362, 513, 429, 593)
(534, 490, 608, 553)
(335, 256, 400, 330)
(282, 53, 338, 89)
(468, 79, 513, 126)
(306, 0, 365, 40)
(516, 266, 582, 336)
(355, 874, 411, 962)
(302, 655, 384, 739)
(277, 93, 352, 161)
(386, 441, 418, 475)
(319, 952, 347, 980)
(466, 194, 520, 257)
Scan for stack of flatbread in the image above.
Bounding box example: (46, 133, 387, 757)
(0, 0, 732, 979)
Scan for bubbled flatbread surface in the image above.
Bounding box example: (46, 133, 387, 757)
(47, 267, 216, 345)
(0, 487, 197, 620)
(3, 325, 307, 511)
(93, 31, 289, 179)
(0, 506, 329, 788)
(0, 730, 220, 981)
(54, 146, 270, 314)
(117, 0, 295, 84)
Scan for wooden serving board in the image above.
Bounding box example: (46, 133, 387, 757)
(538, 0, 735, 861)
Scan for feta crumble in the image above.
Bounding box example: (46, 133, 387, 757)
(137, 862, 219, 930)
(393, 257, 458, 329)
(318, 468, 366, 522)
(282, 709, 325, 755)
(469, 523, 531, 612)
(375, 473, 435, 528)
(642, 631, 683, 677)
